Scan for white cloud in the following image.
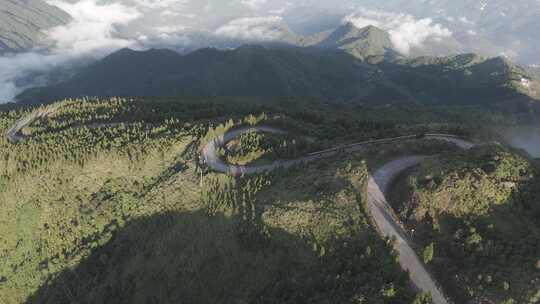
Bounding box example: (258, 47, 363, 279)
(459, 16, 475, 26)
(154, 25, 189, 35)
(45, 0, 141, 54)
(521, 77, 531, 89)
(0, 0, 458, 103)
(0, 52, 66, 102)
(0, 0, 142, 103)
(129, 0, 190, 9)
(215, 16, 284, 41)
(390, 19, 452, 55)
(0, 78, 18, 102)
(343, 8, 452, 55)
(241, 0, 267, 9)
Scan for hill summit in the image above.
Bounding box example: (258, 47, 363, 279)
(316, 23, 401, 61)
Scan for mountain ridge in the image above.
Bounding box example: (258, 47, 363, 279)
(17, 46, 384, 103)
(17, 44, 540, 112)
(315, 23, 401, 61)
(0, 0, 71, 53)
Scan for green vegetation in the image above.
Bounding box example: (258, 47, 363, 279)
(1, 97, 446, 304)
(217, 130, 314, 165)
(17, 46, 540, 111)
(393, 145, 540, 303)
(423, 243, 434, 264)
(2, 96, 540, 303)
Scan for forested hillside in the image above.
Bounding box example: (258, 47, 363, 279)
(391, 145, 540, 303)
(0, 97, 446, 303)
(1, 96, 539, 303)
(16, 46, 384, 104)
(17, 46, 540, 112)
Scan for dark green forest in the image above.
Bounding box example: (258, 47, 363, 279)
(17, 47, 540, 111)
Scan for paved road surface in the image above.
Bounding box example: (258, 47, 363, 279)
(368, 156, 444, 302)
(366, 137, 473, 304)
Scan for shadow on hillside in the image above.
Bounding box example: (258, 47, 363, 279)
(25, 210, 311, 304)
(25, 207, 414, 304)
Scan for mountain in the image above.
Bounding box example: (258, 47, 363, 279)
(314, 23, 401, 61)
(17, 45, 540, 111)
(18, 46, 394, 104)
(529, 65, 540, 79)
(350, 0, 540, 64)
(172, 23, 400, 62)
(380, 54, 540, 109)
(0, 0, 71, 53)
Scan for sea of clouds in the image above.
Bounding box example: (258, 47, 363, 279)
(0, 0, 455, 103)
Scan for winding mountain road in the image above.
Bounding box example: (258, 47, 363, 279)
(5, 107, 146, 143)
(202, 126, 475, 304)
(5, 107, 59, 143)
(7, 110, 474, 303)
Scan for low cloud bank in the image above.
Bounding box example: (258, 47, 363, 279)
(0, 0, 140, 103)
(499, 127, 540, 158)
(343, 8, 452, 55)
(0, 0, 457, 103)
(46, 0, 140, 54)
(215, 16, 285, 41)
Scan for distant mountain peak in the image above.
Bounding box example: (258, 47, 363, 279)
(323, 22, 388, 44)
(340, 21, 359, 31)
(0, 0, 71, 53)
(341, 22, 385, 36)
(358, 25, 389, 36)
(235, 44, 267, 52)
(316, 22, 400, 61)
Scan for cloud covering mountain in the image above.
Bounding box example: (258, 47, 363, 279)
(0, 0, 140, 102)
(0, 0, 71, 53)
(1, 0, 540, 103)
(343, 9, 452, 55)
